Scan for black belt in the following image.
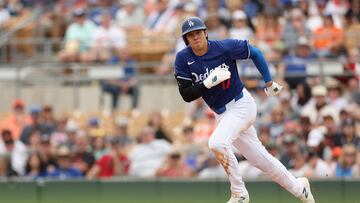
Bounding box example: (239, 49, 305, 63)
(212, 91, 244, 114)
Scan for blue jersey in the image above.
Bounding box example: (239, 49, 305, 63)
(174, 39, 250, 111)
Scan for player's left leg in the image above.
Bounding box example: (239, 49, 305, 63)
(233, 126, 315, 203)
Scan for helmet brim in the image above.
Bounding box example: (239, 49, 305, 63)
(182, 26, 207, 36)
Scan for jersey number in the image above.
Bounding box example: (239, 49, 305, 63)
(221, 79, 230, 89)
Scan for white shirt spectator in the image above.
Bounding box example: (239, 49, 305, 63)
(0, 139, 28, 175)
(129, 139, 172, 177)
(0, 7, 10, 27)
(116, 1, 145, 29)
(238, 160, 263, 178)
(91, 24, 127, 49)
(198, 165, 227, 179)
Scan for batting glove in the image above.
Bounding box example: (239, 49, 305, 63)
(264, 81, 283, 96)
(203, 68, 231, 89)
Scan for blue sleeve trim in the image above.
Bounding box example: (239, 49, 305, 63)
(249, 44, 272, 83)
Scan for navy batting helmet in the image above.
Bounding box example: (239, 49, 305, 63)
(181, 17, 207, 45)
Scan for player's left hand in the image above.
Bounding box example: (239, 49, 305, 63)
(264, 81, 283, 96)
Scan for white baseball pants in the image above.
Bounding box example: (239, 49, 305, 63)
(208, 89, 303, 197)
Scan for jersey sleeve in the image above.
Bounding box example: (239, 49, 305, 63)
(222, 39, 250, 60)
(174, 53, 192, 81)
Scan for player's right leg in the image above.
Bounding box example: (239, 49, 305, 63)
(233, 126, 315, 203)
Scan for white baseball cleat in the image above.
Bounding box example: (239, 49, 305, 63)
(226, 193, 249, 203)
(298, 177, 315, 203)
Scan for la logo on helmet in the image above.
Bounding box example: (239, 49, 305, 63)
(188, 20, 194, 27)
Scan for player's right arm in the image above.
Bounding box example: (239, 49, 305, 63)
(174, 53, 230, 102)
(174, 53, 207, 102)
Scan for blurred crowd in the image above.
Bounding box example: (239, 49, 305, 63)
(0, 0, 359, 73)
(0, 0, 359, 181)
(0, 74, 360, 180)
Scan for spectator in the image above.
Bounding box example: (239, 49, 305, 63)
(128, 126, 172, 177)
(176, 126, 206, 171)
(229, 10, 253, 41)
(193, 110, 216, 144)
(148, 111, 171, 143)
(19, 105, 53, 145)
(91, 136, 108, 160)
(0, 1, 10, 31)
(47, 145, 83, 179)
(280, 135, 302, 169)
(305, 151, 336, 178)
(198, 154, 227, 179)
(144, 0, 174, 33)
(204, 12, 228, 40)
(289, 152, 309, 178)
(279, 37, 317, 89)
(112, 116, 133, 148)
(312, 14, 343, 58)
(58, 8, 96, 63)
(290, 82, 312, 114)
(238, 158, 263, 179)
(82, 12, 127, 63)
(0, 129, 27, 175)
(0, 99, 32, 140)
(186, 98, 208, 122)
(116, 0, 145, 30)
(41, 105, 57, 133)
(50, 117, 69, 148)
(282, 9, 312, 53)
(72, 134, 95, 176)
(352, 150, 360, 177)
(86, 137, 130, 179)
(155, 151, 193, 177)
(269, 106, 286, 140)
(255, 14, 283, 61)
(335, 144, 357, 177)
(301, 85, 338, 125)
(0, 155, 17, 179)
(24, 152, 47, 179)
(325, 77, 348, 111)
(100, 53, 139, 110)
(339, 119, 360, 148)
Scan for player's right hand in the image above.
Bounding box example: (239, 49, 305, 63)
(203, 68, 231, 89)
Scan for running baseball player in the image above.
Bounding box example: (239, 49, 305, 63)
(174, 16, 315, 203)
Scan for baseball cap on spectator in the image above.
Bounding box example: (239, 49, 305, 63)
(73, 8, 86, 17)
(325, 77, 340, 89)
(312, 85, 327, 96)
(321, 108, 339, 124)
(65, 120, 78, 132)
(307, 126, 326, 147)
(29, 105, 42, 115)
(88, 117, 99, 127)
(56, 145, 72, 157)
(12, 99, 25, 109)
(232, 10, 247, 21)
(297, 36, 310, 46)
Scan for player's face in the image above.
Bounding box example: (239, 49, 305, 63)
(186, 30, 207, 50)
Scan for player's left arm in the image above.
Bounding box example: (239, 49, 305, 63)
(248, 44, 283, 96)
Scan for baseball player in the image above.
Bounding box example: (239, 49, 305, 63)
(174, 17, 315, 203)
